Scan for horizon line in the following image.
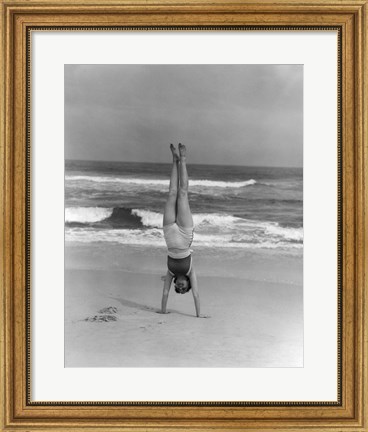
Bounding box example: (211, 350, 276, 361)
(65, 158, 303, 170)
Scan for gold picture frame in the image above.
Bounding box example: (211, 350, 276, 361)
(1, 0, 367, 430)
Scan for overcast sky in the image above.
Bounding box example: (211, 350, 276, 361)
(65, 64, 302, 167)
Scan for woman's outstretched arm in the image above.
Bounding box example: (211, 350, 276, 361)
(190, 267, 209, 318)
(160, 271, 173, 314)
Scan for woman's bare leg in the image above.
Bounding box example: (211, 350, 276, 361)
(177, 143, 194, 228)
(163, 144, 179, 226)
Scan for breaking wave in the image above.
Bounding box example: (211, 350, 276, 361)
(65, 207, 303, 249)
(66, 175, 257, 189)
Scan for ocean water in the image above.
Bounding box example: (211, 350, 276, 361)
(65, 160, 303, 253)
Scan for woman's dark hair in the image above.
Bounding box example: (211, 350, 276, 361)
(174, 276, 191, 294)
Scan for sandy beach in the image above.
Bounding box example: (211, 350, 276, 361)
(65, 243, 303, 368)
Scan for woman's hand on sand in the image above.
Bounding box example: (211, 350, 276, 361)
(197, 314, 211, 318)
(157, 310, 170, 314)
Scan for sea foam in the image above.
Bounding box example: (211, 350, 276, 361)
(65, 227, 303, 249)
(65, 207, 113, 223)
(65, 207, 303, 248)
(66, 175, 256, 189)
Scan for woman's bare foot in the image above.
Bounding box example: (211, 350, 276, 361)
(170, 143, 179, 161)
(178, 143, 186, 159)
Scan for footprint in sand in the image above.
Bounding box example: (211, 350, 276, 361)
(85, 314, 117, 322)
(139, 321, 165, 331)
(84, 306, 118, 322)
(98, 306, 118, 314)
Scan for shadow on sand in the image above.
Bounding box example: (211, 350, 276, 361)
(110, 296, 194, 318)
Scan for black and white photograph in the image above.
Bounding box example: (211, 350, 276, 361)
(64, 64, 303, 368)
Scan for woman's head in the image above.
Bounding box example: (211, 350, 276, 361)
(174, 275, 191, 294)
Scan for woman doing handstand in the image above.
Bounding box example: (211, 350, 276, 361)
(160, 143, 207, 318)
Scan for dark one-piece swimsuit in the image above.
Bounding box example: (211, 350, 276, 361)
(167, 254, 192, 277)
